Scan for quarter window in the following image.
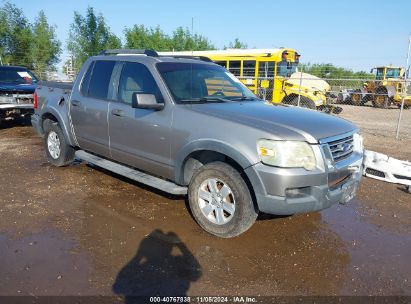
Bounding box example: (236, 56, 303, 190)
(88, 61, 116, 99)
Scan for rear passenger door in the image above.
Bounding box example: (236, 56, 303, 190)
(70, 60, 117, 158)
(108, 61, 173, 179)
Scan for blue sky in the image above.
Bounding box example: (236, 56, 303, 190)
(4, 0, 411, 71)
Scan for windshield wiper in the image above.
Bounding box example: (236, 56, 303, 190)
(227, 96, 257, 101)
(179, 96, 229, 104)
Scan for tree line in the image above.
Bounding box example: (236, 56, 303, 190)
(0, 3, 60, 78)
(1, 2, 371, 80)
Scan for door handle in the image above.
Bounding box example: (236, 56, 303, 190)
(111, 109, 125, 117)
(71, 100, 81, 107)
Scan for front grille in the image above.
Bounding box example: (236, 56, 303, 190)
(327, 135, 354, 162)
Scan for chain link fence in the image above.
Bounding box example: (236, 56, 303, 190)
(238, 73, 411, 141)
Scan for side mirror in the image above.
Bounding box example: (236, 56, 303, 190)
(131, 93, 164, 110)
(370, 68, 374, 74)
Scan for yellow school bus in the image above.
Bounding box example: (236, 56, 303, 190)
(160, 48, 331, 109)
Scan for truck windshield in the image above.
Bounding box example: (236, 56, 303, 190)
(0, 68, 38, 84)
(386, 68, 401, 79)
(156, 62, 256, 103)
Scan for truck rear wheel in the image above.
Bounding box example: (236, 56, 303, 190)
(43, 119, 75, 167)
(188, 162, 258, 238)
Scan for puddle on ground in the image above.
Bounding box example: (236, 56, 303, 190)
(321, 200, 411, 295)
(1, 190, 409, 296)
(0, 231, 99, 296)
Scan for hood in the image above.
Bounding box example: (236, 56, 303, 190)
(188, 101, 357, 143)
(287, 72, 330, 92)
(0, 82, 36, 94)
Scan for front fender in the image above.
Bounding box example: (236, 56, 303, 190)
(174, 139, 257, 184)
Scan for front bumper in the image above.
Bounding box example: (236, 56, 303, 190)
(245, 150, 363, 215)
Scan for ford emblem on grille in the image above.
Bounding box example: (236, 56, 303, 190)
(342, 143, 351, 152)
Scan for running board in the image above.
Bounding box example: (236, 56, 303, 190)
(75, 150, 187, 195)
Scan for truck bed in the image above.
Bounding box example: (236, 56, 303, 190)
(38, 81, 73, 91)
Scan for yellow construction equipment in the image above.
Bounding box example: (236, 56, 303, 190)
(351, 65, 411, 108)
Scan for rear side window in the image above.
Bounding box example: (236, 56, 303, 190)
(118, 62, 163, 104)
(80, 62, 94, 95)
(88, 61, 116, 99)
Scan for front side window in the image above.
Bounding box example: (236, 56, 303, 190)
(118, 62, 163, 104)
(87, 60, 116, 99)
(157, 62, 256, 103)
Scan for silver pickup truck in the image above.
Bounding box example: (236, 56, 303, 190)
(32, 49, 364, 238)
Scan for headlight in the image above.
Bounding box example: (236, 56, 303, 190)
(257, 139, 317, 170)
(353, 133, 364, 153)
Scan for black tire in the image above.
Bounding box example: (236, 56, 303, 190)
(351, 90, 362, 106)
(372, 88, 391, 109)
(43, 119, 75, 167)
(290, 96, 316, 109)
(188, 162, 258, 238)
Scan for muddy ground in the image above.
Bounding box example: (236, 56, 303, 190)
(0, 107, 410, 299)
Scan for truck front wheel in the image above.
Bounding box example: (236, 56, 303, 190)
(188, 162, 258, 238)
(290, 96, 316, 109)
(43, 119, 75, 167)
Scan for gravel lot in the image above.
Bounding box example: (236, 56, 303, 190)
(0, 110, 410, 299)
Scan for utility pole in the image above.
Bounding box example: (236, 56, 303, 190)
(191, 17, 194, 56)
(396, 34, 411, 139)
